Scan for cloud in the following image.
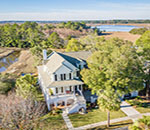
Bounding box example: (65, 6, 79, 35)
(0, 7, 150, 21)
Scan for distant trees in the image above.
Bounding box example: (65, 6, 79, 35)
(0, 22, 45, 48)
(85, 20, 150, 24)
(30, 46, 52, 65)
(81, 38, 144, 127)
(47, 32, 64, 48)
(129, 27, 148, 35)
(0, 22, 65, 49)
(66, 38, 84, 52)
(58, 21, 90, 31)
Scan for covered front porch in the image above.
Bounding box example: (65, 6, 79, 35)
(49, 79, 84, 96)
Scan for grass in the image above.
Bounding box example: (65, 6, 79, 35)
(126, 97, 150, 113)
(87, 120, 133, 130)
(69, 108, 126, 127)
(135, 106, 150, 113)
(37, 113, 67, 130)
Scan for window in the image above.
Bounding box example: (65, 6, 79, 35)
(56, 88, 58, 94)
(61, 87, 63, 93)
(69, 73, 72, 79)
(69, 86, 72, 91)
(79, 85, 82, 90)
(60, 74, 67, 80)
(79, 65, 81, 70)
(64, 74, 66, 80)
(75, 86, 77, 91)
(61, 74, 63, 80)
(55, 75, 57, 81)
(76, 71, 80, 77)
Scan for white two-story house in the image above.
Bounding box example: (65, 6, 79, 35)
(37, 50, 91, 114)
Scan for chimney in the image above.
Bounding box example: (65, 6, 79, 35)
(43, 49, 47, 61)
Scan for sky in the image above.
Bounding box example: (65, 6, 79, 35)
(0, 0, 150, 21)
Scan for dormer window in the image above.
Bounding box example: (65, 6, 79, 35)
(60, 74, 66, 81)
(61, 74, 63, 80)
(64, 74, 66, 80)
(79, 65, 81, 70)
(55, 75, 57, 81)
(69, 73, 72, 79)
(77, 71, 80, 77)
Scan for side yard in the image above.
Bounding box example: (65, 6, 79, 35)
(37, 114, 67, 130)
(87, 120, 133, 130)
(69, 108, 126, 128)
(125, 96, 150, 113)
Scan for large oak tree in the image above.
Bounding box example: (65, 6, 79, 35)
(81, 38, 144, 126)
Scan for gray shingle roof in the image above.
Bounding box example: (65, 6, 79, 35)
(46, 51, 91, 73)
(48, 79, 84, 87)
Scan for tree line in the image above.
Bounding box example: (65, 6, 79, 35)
(85, 19, 150, 24)
(0, 21, 91, 49)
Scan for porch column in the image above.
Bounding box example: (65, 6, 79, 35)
(81, 84, 83, 91)
(77, 85, 79, 91)
(65, 99, 67, 106)
(64, 86, 66, 94)
(54, 102, 57, 107)
(73, 86, 75, 94)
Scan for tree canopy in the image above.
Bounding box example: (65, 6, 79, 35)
(0, 22, 64, 49)
(82, 38, 144, 96)
(136, 30, 150, 99)
(16, 74, 39, 100)
(66, 38, 84, 52)
(58, 21, 89, 31)
(81, 38, 144, 126)
(129, 27, 148, 35)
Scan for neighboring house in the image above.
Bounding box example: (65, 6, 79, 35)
(37, 50, 91, 114)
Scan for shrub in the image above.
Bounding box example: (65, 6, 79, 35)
(129, 27, 148, 35)
(0, 93, 47, 130)
(129, 116, 150, 130)
(0, 74, 15, 94)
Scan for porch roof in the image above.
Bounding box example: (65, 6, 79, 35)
(48, 79, 84, 88)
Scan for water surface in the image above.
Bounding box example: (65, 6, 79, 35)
(0, 51, 20, 72)
(95, 25, 140, 32)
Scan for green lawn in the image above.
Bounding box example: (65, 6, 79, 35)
(69, 109, 126, 127)
(87, 120, 133, 130)
(135, 106, 150, 113)
(36, 113, 67, 130)
(126, 98, 150, 113)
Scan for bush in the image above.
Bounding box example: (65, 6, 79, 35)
(129, 116, 150, 130)
(16, 74, 39, 100)
(0, 82, 12, 94)
(127, 99, 142, 107)
(0, 74, 15, 94)
(129, 27, 148, 35)
(49, 108, 62, 115)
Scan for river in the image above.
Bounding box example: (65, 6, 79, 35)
(0, 51, 20, 73)
(95, 25, 141, 32)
